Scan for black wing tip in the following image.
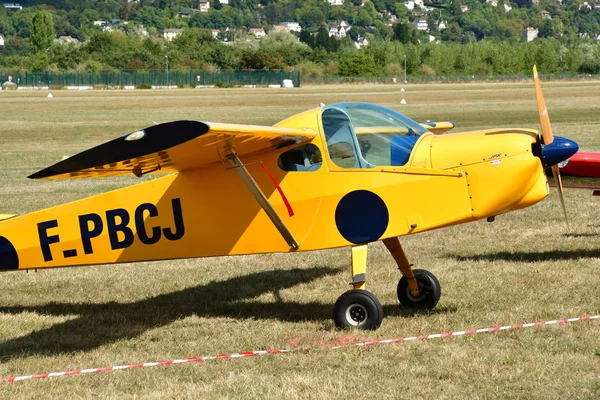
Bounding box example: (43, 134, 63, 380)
(27, 120, 210, 180)
(28, 170, 49, 179)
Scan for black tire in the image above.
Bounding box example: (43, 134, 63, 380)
(333, 289, 384, 330)
(397, 269, 441, 309)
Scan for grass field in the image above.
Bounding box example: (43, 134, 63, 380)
(1, 82, 599, 399)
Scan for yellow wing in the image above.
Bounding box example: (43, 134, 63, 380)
(29, 121, 316, 179)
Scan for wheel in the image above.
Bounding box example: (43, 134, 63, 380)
(333, 289, 383, 330)
(397, 269, 441, 309)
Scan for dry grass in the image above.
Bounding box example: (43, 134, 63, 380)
(1, 82, 599, 399)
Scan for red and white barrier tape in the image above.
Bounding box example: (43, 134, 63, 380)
(0, 350, 289, 383)
(1, 314, 598, 383)
(333, 314, 600, 349)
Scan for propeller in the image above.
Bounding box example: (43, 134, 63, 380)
(533, 65, 570, 229)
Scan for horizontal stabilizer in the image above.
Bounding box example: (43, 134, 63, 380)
(29, 120, 316, 180)
(420, 121, 455, 134)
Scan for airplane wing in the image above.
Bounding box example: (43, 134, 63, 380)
(29, 120, 316, 179)
(420, 121, 455, 134)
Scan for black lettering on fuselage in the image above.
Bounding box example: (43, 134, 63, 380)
(163, 198, 185, 241)
(38, 220, 59, 261)
(39, 198, 184, 261)
(106, 209, 134, 250)
(79, 213, 103, 254)
(135, 203, 161, 245)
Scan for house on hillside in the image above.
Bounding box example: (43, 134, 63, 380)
(522, 27, 538, 42)
(0, 35, 4, 46)
(249, 27, 266, 38)
(3, 2, 22, 10)
(272, 25, 288, 33)
(198, 0, 210, 12)
(541, 9, 551, 18)
(460, 4, 469, 11)
(178, 8, 194, 18)
(57, 36, 75, 43)
(164, 28, 184, 41)
(355, 36, 369, 48)
(328, 21, 351, 38)
(282, 22, 301, 32)
(328, 0, 344, 5)
(412, 18, 428, 31)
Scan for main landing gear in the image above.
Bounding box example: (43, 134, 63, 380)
(333, 237, 441, 330)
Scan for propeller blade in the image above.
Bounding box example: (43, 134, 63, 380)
(533, 65, 554, 145)
(551, 164, 569, 230)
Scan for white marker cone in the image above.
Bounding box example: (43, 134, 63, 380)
(47, 93, 53, 98)
(400, 99, 407, 104)
(400, 88, 405, 92)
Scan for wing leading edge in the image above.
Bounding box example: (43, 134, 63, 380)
(29, 121, 316, 180)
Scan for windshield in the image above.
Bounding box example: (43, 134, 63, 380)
(322, 102, 428, 168)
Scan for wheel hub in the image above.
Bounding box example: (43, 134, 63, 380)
(346, 303, 368, 326)
(406, 281, 430, 302)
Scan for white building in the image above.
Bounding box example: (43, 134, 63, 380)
(198, 0, 210, 12)
(522, 27, 538, 42)
(0, 35, 4, 46)
(3, 2, 22, 10)
(163, 28, 184, 41)
(413, 18, 428, 30)
(355, 36, 369, 48)
(249, 27, 266, 38)
(328, 0, 344, 5)
(328, 21, 351, 38)
(282, 22, 301, 33)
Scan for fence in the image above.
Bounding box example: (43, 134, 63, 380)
(0, 70, 301, 88)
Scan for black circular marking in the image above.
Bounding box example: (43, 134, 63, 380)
(335, 190, 389, 244)
(0, 236, 19, 270)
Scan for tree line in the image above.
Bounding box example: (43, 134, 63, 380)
(2, 8, 600, 77)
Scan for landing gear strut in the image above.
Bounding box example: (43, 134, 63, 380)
(332, 237, 441, 330)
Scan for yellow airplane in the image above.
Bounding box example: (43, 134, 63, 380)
(0, 67, 578, 330)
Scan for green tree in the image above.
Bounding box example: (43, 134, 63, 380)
(30, 11, 55, 53)
(338, 51, 377, 75)
(393, 22, 414, 44)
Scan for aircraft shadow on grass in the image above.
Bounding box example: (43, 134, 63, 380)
(0, 267, 340, 362)
(0, 266, 455, 362)
(0, 266, 454, 362)
(449, 248, 600, 263)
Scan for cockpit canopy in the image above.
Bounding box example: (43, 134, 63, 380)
(322, 102, 429, 168)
